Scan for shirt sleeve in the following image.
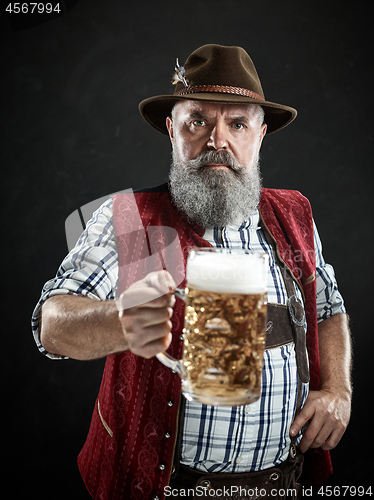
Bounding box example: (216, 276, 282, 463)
(314, 220, 346, 323)
(31, 197, 119, 359)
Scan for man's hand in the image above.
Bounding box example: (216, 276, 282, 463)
(290, 313, 352, 453)
(290, 388, 351, 452)
(118, 270, 176, 359)
(40, 270, 177, 360)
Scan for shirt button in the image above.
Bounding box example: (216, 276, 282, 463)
(244, 405, 250, 414)
(236, 456, 243, 464)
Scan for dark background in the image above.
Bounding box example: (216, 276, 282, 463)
(1, 0, 373, 497)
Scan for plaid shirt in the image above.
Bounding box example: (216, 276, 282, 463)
(31, 196, 345, 472)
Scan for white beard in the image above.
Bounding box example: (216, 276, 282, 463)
(169, 149, 262, 227)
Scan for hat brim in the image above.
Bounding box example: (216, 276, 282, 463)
(139, 93, 297, 135)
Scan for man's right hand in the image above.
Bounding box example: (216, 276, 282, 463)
(40, 270, 176, 361)
(117, 270, 176, 359)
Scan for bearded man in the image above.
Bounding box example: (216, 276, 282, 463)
(33, 45, 351, 500)
(168, 101, 264, 228)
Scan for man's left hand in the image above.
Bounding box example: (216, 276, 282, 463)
(289, 389, 351, 452)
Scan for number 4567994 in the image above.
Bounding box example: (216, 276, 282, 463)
(5, 3, 61, 14)
(317, 485, 372, 496)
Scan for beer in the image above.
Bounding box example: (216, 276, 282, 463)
(155, 248, 268, 406)
(181, 249, 268, 406)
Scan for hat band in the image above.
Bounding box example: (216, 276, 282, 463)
(175, 84, 264, 101)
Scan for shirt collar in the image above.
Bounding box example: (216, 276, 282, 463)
(202, 209, 261, 239)
(226, 210, 260, 231)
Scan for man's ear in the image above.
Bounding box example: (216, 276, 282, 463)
(166, 116, 174, 145)
(259, 123, 267, 149)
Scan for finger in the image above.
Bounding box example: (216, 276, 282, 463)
(298, 405, 332, 453)
(117, 287, 164, 311)
(145, 270, 177, 294)
(299, 421, 332, 453)
(119, 306, 173, 331)
(117, 272, 176, 311)
(128, 292, 176, 311)
(293, 389, 351, 452)
(126, 325, 173, 359)
(120, 291, 175, 311)
(321, 424, 346, 451)
(298, 398, 345, 452)
(311, 420, 337, 448)
(143, 292, 176, 309)
(134, 332, 173, 359)
(290, 404, 314, 438)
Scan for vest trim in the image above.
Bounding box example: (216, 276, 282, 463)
(97, 399, 113, 438)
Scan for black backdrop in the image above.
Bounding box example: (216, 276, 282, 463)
(1, 1, 373, 497)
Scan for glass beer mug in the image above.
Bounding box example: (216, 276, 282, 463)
(157, 248, 268, 406)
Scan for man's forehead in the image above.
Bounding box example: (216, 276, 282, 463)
(174, 100, 261, 118)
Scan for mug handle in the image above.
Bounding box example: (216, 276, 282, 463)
(156, 352, 185, 377)
(156, 286, 187, 377)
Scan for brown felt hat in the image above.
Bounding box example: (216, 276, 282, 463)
(139, 44, 297, 135)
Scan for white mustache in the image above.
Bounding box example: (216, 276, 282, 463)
(188, 150, 243, 173)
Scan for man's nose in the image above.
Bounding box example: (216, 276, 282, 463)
(207, 122, 228, 150)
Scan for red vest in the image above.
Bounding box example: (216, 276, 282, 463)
(77, 185, 332, 499)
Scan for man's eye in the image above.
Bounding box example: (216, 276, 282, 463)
(192, 120, 206, 127)
(233, 123, 245, 130)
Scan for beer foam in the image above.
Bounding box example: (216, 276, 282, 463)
(186, 252, 268, 294)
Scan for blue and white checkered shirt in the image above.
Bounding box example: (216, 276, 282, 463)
(31, 196, 345, 472)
